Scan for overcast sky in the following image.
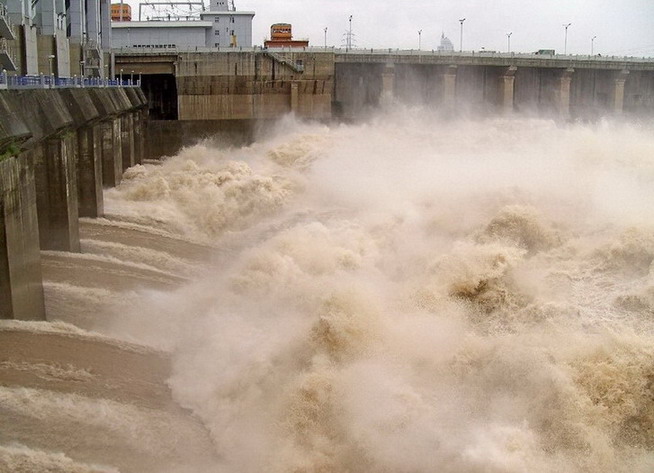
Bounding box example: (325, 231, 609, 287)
(232, 0, 653, 56)
(128, 0, 654, 57)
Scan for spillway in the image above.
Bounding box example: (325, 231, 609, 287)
(2, 113, 654, 472)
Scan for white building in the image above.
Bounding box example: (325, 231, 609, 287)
(111, 1, 254, 50)
(0, 0, 111, 76)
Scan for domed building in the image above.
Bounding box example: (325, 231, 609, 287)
(437, 33, 454, 51)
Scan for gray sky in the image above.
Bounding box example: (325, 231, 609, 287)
(233, 0, 653, 56)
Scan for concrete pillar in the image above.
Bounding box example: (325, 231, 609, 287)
(290, 81, 300, 114)
(34, 134, 80, 252)
(442, 65, 457, 109)
(101, 118, 122, 188)
(77, 125, 104, 218)
(120, 113, 135, 171)
(132, 110, 145, 165)
(0, 154, 46, 320)
(500, 66, 517, 114)
(381, 64, 395, 106)
(557, 68, 574, 118)
(612, 70, 629, 114)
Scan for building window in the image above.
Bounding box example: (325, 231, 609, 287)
(215, 30, 220, 35)
(231, 30, 234, 35)
(230, 17, 234, 23)
(215, 17, 219, 22)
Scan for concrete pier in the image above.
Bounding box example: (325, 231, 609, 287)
(35, 135, 80, 252)
(290, 81, 300, 113)
(121, 113, 135, 170)
(0, 155, 45, 320)
(557, 68, 575, 118)
(381, 64, 395, 106)
(442, 65, 457, 109)
(100, 119, 122, 188)
(500, 66, 517, 114)
(613, 70, 629, 114)
(77, 125, 104, 218)
(0, 87, 148, 320)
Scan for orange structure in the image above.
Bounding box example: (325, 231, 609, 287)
(264, 23, 309, 48)
(111, 3, 132, 21)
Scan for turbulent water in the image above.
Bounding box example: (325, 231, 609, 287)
(2, 111, 654, 473)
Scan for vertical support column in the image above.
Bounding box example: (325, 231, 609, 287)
(557, 68, 574, 118)
(101, 118, 122, 188)
(380, 64, 395, 106)
(612, 70, 629, 114)
(0, 154, 46, 320)
(120, 113, 135, 171)
(500, 66, 517, 114)
(442, 65, 458, 109)
(290, 81, 300, 114)
(77, 125, 104, 218)
(132, 110, 145, 165)
(34, 134, 80, 252)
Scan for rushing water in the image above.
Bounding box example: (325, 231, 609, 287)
(2, 111, 654, 473)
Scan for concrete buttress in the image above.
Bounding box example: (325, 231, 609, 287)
(0, 155, 46, 320)
(34, 135, 81, 252)
(77, 125, 104, 218)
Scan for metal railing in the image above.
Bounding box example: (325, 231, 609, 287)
(112, 45, 654, 63)
(0, 71, 141, 89)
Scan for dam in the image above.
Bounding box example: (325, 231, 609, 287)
(110, 48, 654, 157)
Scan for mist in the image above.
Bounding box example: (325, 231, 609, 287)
(4, 110, 654, 472)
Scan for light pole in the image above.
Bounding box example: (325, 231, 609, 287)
(119, 68, 123, 84)
(591, 35, 597, 55)
(459, 18, 466, 52)
(80, 60, 85, 77)
(563, 23, 571, 55)
(506, 32, 512, 53)
(324, 27, 328, 50)
(418, 29, 422, 51)
(348, 15, 352, 51)
(130, 70, 134, 84)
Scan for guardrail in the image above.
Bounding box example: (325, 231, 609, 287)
(0, 71, 141, 89)
(112, 45, 654, 63)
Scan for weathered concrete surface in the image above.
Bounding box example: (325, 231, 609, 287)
(0, 155, 45, 320)
(146, 119, 264, 160)
(33, 135, 81, 252)
(0, 88, 148, 320)
(76, 125, 104, 218)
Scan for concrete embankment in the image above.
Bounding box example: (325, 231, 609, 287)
(0, 87, 148, 321)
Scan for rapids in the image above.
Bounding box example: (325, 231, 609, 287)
(2, 111, 654, 472)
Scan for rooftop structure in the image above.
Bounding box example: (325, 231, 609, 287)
(111, 0, 254, 49)
(111, 3, 131, 21)
(264, 23, 308, 49)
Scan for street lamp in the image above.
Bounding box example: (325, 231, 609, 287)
(563, 23, 571, 55)
(119, 68, 123, 83)
(506, 32, 512, 53)
(459, 18, 466, 52)
(324, 27, 328, 50)
(347, 15, 353, 51)
(80, 60, 85, 77)
(591, 35, 597, 56)
(130, 70, 134, 84)
(418, 29, 422, 51)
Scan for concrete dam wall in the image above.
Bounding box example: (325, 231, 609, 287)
(0, 87, 148, 321)
(114, 50, 654, 158)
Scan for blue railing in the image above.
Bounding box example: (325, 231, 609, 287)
(0, 71, 141, 89)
